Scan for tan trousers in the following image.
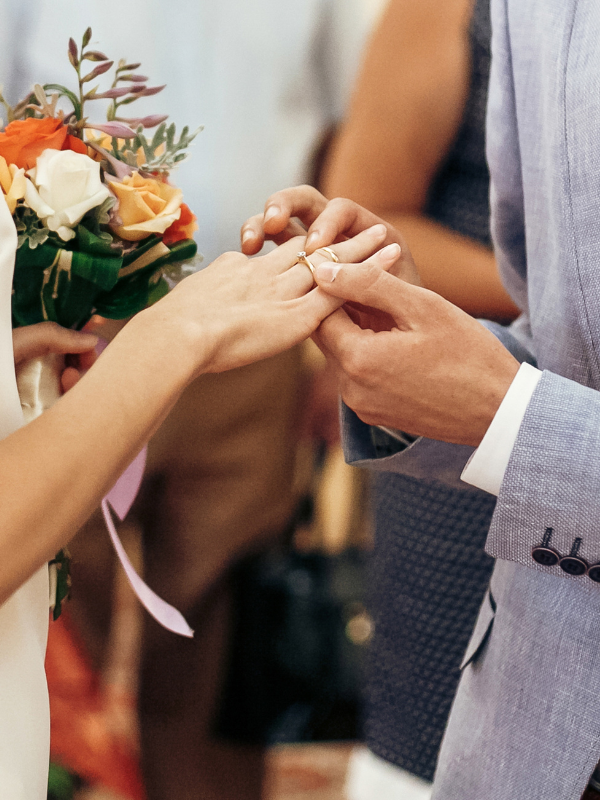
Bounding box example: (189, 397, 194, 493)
(69, 347, 304, 800)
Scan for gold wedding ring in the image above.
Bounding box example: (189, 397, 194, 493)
(295, 250, 317, 276)
(315, 247, 339, 263)
(295, 246, 339, 283)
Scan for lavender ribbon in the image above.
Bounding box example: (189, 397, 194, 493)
(102, 448, 194, 638)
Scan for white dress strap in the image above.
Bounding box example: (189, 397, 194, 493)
(0, 196, 50, 799)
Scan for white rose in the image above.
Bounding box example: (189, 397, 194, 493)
(24, 149, 111, 242)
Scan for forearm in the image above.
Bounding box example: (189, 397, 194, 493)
(0, 228, 384, 603)
(0, 306, 197, 603)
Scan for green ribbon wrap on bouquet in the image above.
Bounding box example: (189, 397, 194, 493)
(12, 224, 197, 329)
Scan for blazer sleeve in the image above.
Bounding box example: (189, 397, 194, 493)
(485, 371, 600, 577)
(465, 0, 600, 581)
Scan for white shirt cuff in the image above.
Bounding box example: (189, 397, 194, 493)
(461, 362, 542, 496)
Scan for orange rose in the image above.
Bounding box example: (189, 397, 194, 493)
(108, 172, 183, 241)
(163, 203, 198, 246)
(0, 117, 86, 170)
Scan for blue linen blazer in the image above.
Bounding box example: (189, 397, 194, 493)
(342, 0, 600, 796)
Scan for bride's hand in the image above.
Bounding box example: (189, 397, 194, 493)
(240, 184, 421, 286)
(12, 322, 98, 393)
(149, 226, 399, 377)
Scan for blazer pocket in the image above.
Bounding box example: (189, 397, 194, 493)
(460, 588, 497, 670)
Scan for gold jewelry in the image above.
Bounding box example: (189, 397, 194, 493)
(315, 246, 339, 263)
(295, 250, 316, 276)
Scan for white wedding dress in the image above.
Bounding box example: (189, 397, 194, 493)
(0, 197, 50, 799)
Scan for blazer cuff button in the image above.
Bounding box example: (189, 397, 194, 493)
(559, 556, 588, 576)
(588, 564, 600, 583)
(532, 546, 560, 566)
(560, 537, 587, 576)
(532, 528, 559, 566)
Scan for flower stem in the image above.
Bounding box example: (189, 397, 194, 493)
(0, 91, 13, 124)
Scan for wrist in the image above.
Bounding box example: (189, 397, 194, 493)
(122, 304, 211, 391)
(468, 358, 520, 447)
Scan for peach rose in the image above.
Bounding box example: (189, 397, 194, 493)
(108, 173, 182, 241)
(0, 156, 26, 214)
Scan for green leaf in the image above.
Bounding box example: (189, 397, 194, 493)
(43, 83, 82, 120)
(161, 238, 198, 265)
(12, 241, 122, 328)
(121, 235, 162, 267)
(94, 241, 196, 319)
(82, 26, 92, 49)
(115, 122, 201, 173)
(75, 224, 118, 257)
(94, 268, 160, 318)
(148, 275, 169, 306)
(48, 762, 76, 800)
(70, 249, 123, 291)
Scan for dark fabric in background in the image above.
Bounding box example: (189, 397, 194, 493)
(367, 475, 495, 781)
(365, 0, 496, 782)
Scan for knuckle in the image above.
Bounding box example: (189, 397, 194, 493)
(327, 197, 348, 213)
(223, 250, 248, 267)
(39, 321, 60, 332)
(37, 321, 63, 340)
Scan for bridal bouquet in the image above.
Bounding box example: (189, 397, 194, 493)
(0, 30, 201, 625)
(0, 27, 200, 332)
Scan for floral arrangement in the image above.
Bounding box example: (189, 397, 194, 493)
(0, 27, 200, 330)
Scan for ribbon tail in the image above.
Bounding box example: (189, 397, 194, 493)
(101, 499, 193, 638)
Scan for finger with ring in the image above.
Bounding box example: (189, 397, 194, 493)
(314, 247, 339, 263)
(295, 251, 317, 277)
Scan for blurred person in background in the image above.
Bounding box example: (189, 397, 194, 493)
(0, 1, 380, 799)
(242, 0, 517, 797)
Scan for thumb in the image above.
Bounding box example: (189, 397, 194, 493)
(314, 247, 420, 322)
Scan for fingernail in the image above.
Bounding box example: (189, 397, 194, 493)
(242, 229, 254, 244)
(306, 231, 320, 250)
(264, 205, 280, 223)
(369, 223, 387, 237)
(315, 263, 341, 282)
(379, 242, 401, 259)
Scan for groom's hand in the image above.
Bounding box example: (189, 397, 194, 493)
(313, 261, 519, 447)
(240, 184, 421, 286)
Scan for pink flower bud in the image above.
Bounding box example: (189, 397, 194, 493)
(93, 87, 133, 99)
(131, 85, 166, 98)
(68, 38, 79, 67)
(81, 61, 115, 84)
(86, 121, 138, 138)
(123, 114, 169, 129)
(83, 50, 110, 62)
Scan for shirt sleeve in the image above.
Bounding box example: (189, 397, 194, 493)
(461, 362, 542, 496)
